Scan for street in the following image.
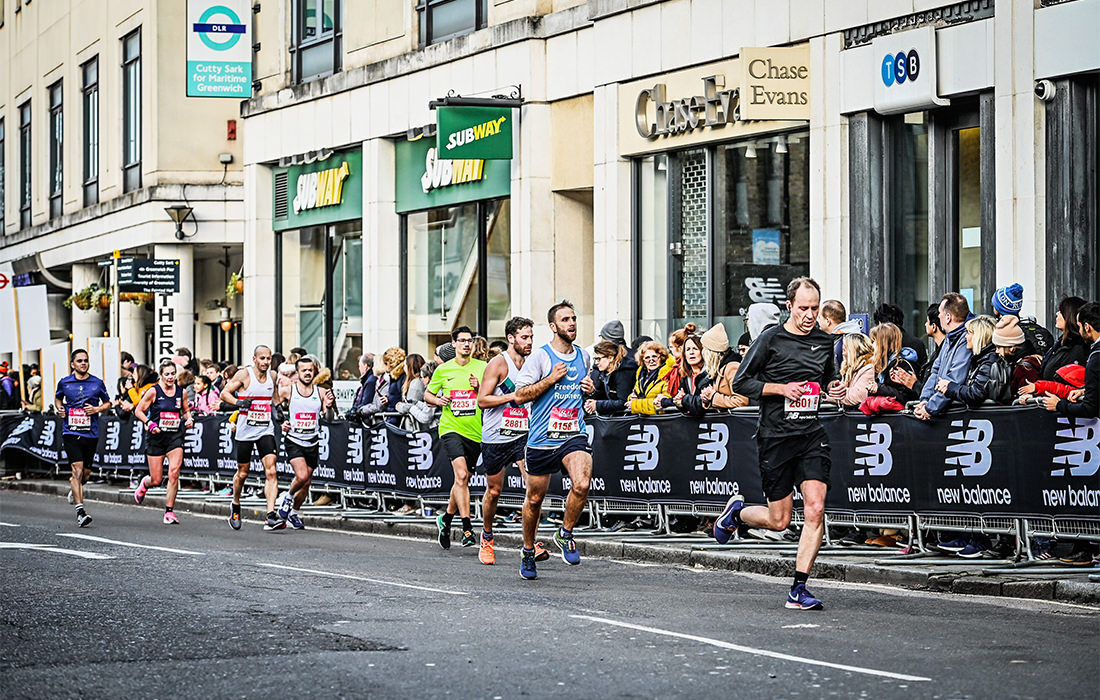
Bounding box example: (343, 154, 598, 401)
(1, 489, 1097, 700)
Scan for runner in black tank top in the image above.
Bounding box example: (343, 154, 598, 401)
(134, 360, 194, 524)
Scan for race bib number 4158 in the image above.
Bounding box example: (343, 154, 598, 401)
(548, 407, 580, 440)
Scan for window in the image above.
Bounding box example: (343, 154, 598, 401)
(19, 102, 30, 229)
(0, 118, 5, 233)
(418, 0, 487, 46)
(48, 81, 63, 218)
(888, 116, 930, 337)
(122, 29, 141, 193)
(292, 0, 341, 83)
(82, 57, 99, 206)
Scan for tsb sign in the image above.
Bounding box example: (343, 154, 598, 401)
(881, 50, 920, 87)
(871, 26, 948, 115)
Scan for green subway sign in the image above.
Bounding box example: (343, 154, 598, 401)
(436, 106, 513, 160)
(273, 148, 362, 231)
(395, 137, 510, 214)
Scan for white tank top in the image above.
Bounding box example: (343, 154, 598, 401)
(235, 366, 275, 441)
(286, 383, 323, 447)
(482, 352, 529, 444)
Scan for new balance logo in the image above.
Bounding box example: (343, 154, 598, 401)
(104, 420, 121, 451)
(38, 420, 56, 447)
(695, 423, 728, 471)
(184, 423, 203, 453)
(624, 424, 659, 471)
(854, 423, 893, 477)
(318, 426, 331, 461)
(409, 432, 434, 471)
(129, 420, 143, 452)
(1052, 417, 1099, 478)
(218, 421, 234, 454)
(347, 427, 364, 463)
(745, 277, 785, 303)
(370, 428, 389, 466)
(5, 417, 34, 443)
(944, 419, 993, 477)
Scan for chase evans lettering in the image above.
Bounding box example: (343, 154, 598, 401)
(635, 75, 739, 140)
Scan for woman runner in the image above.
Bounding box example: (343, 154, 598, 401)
(133, 360, 194, 524)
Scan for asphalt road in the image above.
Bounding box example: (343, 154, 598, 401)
(1, 490, 1097, 700)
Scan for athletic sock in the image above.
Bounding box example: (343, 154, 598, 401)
(792, 570, 809, 590)
(522, 546, 534, 554)
(290, 508, 300, 517)
(74, 503, 85, 513)
(165, 506, 173, 513)
(560, 526, 572, 539)
(442, 512, 454, 527)
(267, 511, 276, 519)
(482, 530, 493, 541)
(461, 517, 472, 532)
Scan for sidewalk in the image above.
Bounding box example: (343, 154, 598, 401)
(3, 478, 1098, 606)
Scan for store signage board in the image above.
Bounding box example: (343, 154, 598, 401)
(186, 0, 252, 98)
(436, 106, 513, 160)
(118, 258, 181, 294)
(872, 26, 949, 114)
(395, 137, 511, 214)
(273, 149, 363, 231)
(738, 46, 811, 121)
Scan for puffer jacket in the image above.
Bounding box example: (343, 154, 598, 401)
(1041, 333, 1089, 382)
(943, 343, 1011, 408)
(677, 369, 712, 417)
(629, 357, 675, 415)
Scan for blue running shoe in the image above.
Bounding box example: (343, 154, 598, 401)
(520, 549, 538, 580)
(936, 537, 968, 553)
(276, 492, 293, 521)
(786, 583, 824, 610)
(713, 494, 744, 544)
(554, 528, 581, 565)
(287, 513, 305, 530)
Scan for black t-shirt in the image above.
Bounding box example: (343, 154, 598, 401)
(731, 323, 836, 438)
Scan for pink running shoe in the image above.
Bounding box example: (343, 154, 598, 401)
(134, 476, 150, 504)
(163, 511, 180, 525)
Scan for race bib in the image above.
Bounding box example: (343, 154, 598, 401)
(548, 407, 580, 440)
(160, 411, 181, 431)
(784, 382, 821, 420)
(68, 407, 91, 431)
(245, 401, 272, 426)
(293, 411, 319, 434)
(500, 407, 529, 438)
(450, 390, 477, 417)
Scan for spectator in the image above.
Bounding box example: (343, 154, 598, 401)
(628, 341, 673, 415)
(872, 302, 928, 371)
(288, 346, 308, 364)
(472, 337, 491, 362)
(585, 340, 636, 415)
(1043, 301, 1099, 420)
(1040, 296, 1089, 382)
(699, 323, 749, 410)
(192, 375, 221, 414)
(437, 342, 456, 363)
(935, 315, 1011, 408)
(488, 340, 508, 358)
(271, 352, 286, 371)
(735, 331, 751, 361)
(674, 335, 711, 416)
(313, 364, 334, 390)
(381, 347, 407, 410)
(177, 369, 197, 405)
(828, 332, 875, 407)
(277, 362, 297, 392)
(747, 303, 780, 341)
(173, 347, 200, 375)
(118, 351, 136, 397)
(598, 320, 627, 347)
(914, 303, 948, 389)
(395, 354, 428, 428)
(915, 293, 974, 420)
(200, 360, 224, 391)
(404, 361, 441, 431)
(25, 374, 43, 412)
(0, 362, 19, 411)
(867, 322, 919, 405)
(120, 364, 156, 417)
(351, 352, 377, 413)
(337, 368, 352, 380)
(1018, 364, 1085, 403)
(820, 299, 863, 371)
(992, 316, 1042, 393)
(990, 282, 1055, 358)
(665, 323, 698, 403)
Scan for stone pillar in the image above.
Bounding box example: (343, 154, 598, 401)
(119, 300, 148, 365)
(361, 138, 401, 354)
(70, 263, 107, 345)
(153, 244, 195, 364)
(242, 164, 276, 354)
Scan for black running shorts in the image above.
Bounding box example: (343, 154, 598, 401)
(479, 437, 525, 476)
(284, 439, 319, 470)
(439, 432, 482, 468)
(525, 436, 591, 477)
(236, 434, 277, 463)
(63, 434, 98, 466)
(756, 427, 831, 502)
(147, 430, 185, 457)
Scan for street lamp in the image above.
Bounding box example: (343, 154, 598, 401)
(165, 204, 195, 240)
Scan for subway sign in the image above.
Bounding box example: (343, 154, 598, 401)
(272, 148, 363, 231)
(436, 106, 513, 160)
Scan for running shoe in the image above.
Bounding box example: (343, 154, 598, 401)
(287, 513, 305, 530)
(520, 549, 538, 580)
(228, 504, 242, 531)
(276, 491, 293, 520)
(436, 513, 451, 550)
(1060, 550, 1094, 566)
(134, 476, 150, 504)
(479, 533, 495, 565)
(533, 541, 551, 562)
(957, 540, 988, 559)
(264, 513, 286, 531)
(461, 530, 477, 548)
(554, 529, 581, 565)
(785, 583, 824, 610)
(713, 494, 745, 544)
(935, 537, 969, 553)
(76, 511, 93, 528)
(163, 511, 180, 525)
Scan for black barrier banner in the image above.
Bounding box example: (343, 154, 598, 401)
(1, 413, 65, 465)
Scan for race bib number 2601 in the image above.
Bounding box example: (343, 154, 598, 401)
(784, 382, 820, 420)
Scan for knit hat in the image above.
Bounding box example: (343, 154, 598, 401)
(437, 342, 456, 362)
(1055, 363, 1085, 389)
(737, 332, 751, 348)
(701, 323, 729, 353)
(747, 303, 781, 341)
(0, 361, 8, 373)
(991, 283, 1024, 316)
(992, 315, 1026, 347)
(599, 320, 626, 346)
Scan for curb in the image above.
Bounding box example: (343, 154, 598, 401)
(3, 479, 1098, 606)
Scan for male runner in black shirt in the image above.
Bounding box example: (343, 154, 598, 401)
(720, 277, 835, 610)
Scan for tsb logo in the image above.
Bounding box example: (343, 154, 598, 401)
(882, 50, 920, 87)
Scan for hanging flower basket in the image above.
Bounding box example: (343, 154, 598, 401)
(90, 285, 112, 312)
(65, 286, 96, 311)
(227, 272, 244, 299)
(119, 292, 154, 305)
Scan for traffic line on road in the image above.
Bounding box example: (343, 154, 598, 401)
(571, 614, 932, 682)
(256, 563, 469, 596)
(58, 533, 204, 555)
(0, 522, 22, 527)
(0, 542, 114, 560)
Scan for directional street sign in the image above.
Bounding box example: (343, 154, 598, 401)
(118, 258, 181, 294)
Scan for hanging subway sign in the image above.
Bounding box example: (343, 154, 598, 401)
(436, 106, 513, 160)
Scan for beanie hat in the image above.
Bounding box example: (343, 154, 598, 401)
(437, 342, 456, 362)
(1054, 363, 1085, 389)
(747, 303, 781, 341)
(701, 323, 729, 353)
(599, 319, 626, 346)
(737, 332, 752, 348)
(992, 315, 1026, 347)
(991, 283, 1024, 316)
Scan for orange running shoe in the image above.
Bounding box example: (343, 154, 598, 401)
(479, 532, 495, 565)
(533, 541, 550, 562)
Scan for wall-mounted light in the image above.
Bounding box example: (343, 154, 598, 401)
(775, 135, 788, 154)
(219, 306, 233, 332)
(165, 205, 195, 241)
(745, 144, 757, 159)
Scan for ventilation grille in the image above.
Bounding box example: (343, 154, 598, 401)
(274, 171, 289, 219)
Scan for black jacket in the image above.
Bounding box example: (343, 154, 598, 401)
(1058, 340, 1099, 419)
(900, 330, 928, 375)
(677, 369, 712, 417)
(589, 355, 637, 415)
(870, 357, 919, 404)
(943, 343, 1011, 408)
(1041, 333, 1090, 382)
(351, 372, 377, 412)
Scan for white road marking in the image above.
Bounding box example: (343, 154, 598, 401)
(0, 522, 22, 527)
(58, 533, 204, 555)
(572, 614, 932, 682)
(0, 542, 113, 560)
(256, 562, 469, 596)
(782, 623, 820, 629)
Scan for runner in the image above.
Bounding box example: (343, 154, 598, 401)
(54, 349, 113, 528)
(275, 355, 335, 529)
(424, 326, 488, 550)
(514, 300, 595, 580)
(220, 345, 283, 531)
(721, 277, 835, 610)
(133, 360, 194, 524)
(475, 316, 549, 565)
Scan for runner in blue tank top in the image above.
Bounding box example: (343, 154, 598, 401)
(514, 300, 594, 580)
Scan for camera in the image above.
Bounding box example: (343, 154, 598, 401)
(1034, 80, 1056, 102)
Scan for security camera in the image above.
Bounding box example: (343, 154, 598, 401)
(219, 152, 234, 164)
(1035, 80, 1056, 102)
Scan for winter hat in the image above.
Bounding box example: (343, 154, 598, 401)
(991, 283, 1024, 317)
(1054, 363, 1085, 389)
(992, 315, 1026, 347)
(437, 342, 456, 363)
(701, 323, 729, 353)
(599, 320, 626, 346)
(747, 303, 781, 341)
(737, 332, 752, 348)
(0, 361, 8, 373)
